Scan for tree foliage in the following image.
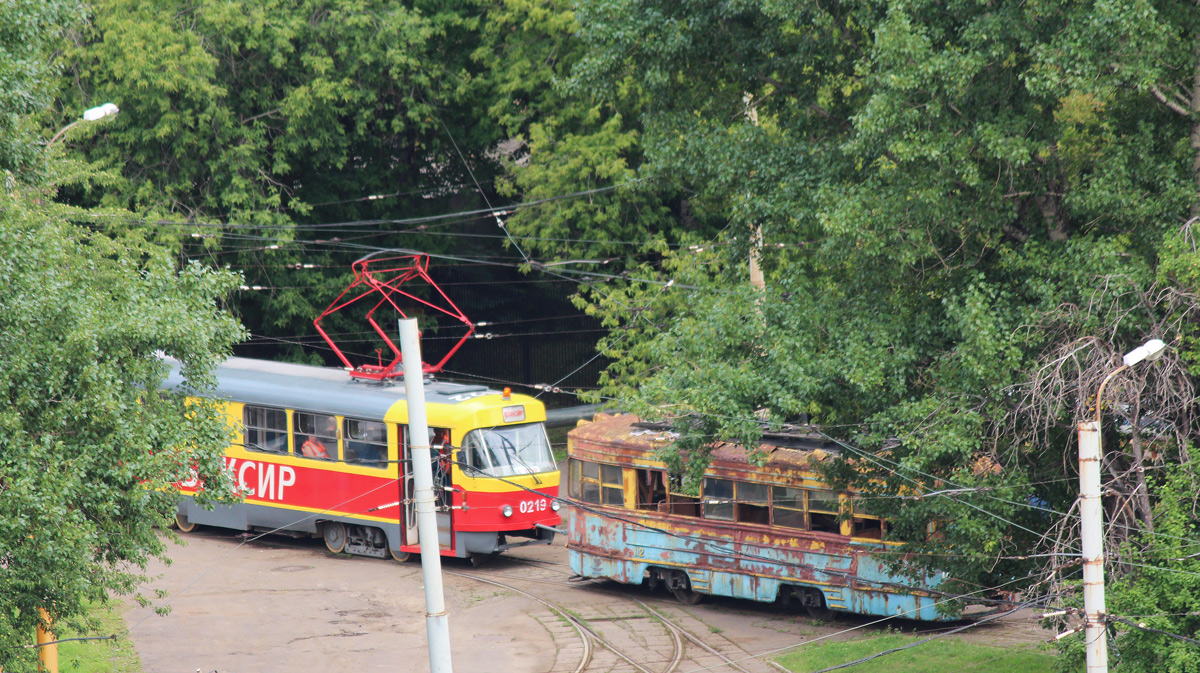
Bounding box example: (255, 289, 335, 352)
(1, 3, 245, 664)
(536, 0, 1200, 620)
(20, 0, 1200, 662)
(0, 186, 245, 669)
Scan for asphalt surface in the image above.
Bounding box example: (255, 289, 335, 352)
(121, 527, 1047, 673)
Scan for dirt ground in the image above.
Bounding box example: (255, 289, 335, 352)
(121, 528, 1048, 673)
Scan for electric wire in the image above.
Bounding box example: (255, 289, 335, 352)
(1106, 616, 1200, 648)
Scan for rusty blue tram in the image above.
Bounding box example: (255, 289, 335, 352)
(565, 414, 948, 621)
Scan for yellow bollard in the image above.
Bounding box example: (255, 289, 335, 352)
(36, 609, 58, 673)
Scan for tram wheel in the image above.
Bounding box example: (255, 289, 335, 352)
(389, 547, 412, 563)
(670, 573, 703, 605)
(323, 521, 347, 554)
(174, 512, 197, 533)
(672, 586, 703, 605)
(803, 591, 832, 621)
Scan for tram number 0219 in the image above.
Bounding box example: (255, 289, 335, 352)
(518, 499, 548, 514)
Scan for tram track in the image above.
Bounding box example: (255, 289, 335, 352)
(444, 569, 596, 673)
(187, 528, 779, 672)
(448, 565, 768, 673)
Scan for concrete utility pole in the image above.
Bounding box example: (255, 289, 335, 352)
(1078, 338, 1166, 673)
(1077, 419, 1107, 673)
(399, 318, 453, 673)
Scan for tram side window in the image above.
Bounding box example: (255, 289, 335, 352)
(770, 486, 842, 533)
(808, 489, 842, 533)
(244, 406, 287, 454)
(568, 459, 580, 499)
(737, 481, 770, 524)
(635, 469, 668, 511)
(702, 478, 735, 521)
(601, 465, 623, 505)
(573, 460, 623, 505)
(668, 475, 700, 517)
(294, 412, 337, 461)
(344, 418, 387, 469)
(850, 496, 886, 540)
(771, 486, 807, 530)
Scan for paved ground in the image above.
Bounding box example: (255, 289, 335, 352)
(122, 527, 1048, 673)
(123, 532, 555, 673)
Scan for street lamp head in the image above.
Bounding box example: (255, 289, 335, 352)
(82, 103, 119, 122)
(1122, 338, 1167, 367)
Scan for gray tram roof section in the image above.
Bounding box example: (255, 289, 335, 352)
(162, 356, 496, 419)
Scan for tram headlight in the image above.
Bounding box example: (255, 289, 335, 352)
(502, 505, 513, 517)
(550, 499, 561, 512)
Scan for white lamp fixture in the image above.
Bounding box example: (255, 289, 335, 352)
(82, 103, 119, 122)
(1122, 338, 1167, 367)
(50, 103, 120, 145)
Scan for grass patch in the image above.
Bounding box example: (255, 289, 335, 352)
(775, 632, 1055, 673)
(547, 425, 571, 464)
(54, 600, 142, 673)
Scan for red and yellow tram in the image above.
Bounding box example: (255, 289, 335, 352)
(166, 356, 561, 560)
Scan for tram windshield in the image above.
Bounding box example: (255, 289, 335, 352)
(461, 423, 556, 477)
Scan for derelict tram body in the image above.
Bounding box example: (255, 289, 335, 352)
(565, 414, 948, 621)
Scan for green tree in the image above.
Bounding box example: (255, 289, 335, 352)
(561, 0, 1200, 609)
(55, 0, 509, 355)
(0, 187, 246, 670)
(1, 4, 246, 664)
(0, 0, 82, 175)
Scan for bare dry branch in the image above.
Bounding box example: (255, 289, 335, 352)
(1001, 277, 1200, 555)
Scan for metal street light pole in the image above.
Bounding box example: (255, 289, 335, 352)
(1078, 338, 1166, 673)
(48, 103, 119, 145)
(399, 318, 453, 673)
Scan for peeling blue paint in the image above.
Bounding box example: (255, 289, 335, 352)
(568, 508, 947, 621)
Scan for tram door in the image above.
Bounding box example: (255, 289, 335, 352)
(400, 427, 452, 550)
(432, 429, 452, 550)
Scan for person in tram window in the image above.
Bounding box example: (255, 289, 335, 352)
(430, 428, 452, 507)
(301, 433, 329, 459)
(300, 415, 335, 459)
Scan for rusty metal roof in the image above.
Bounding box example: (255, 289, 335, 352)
(569, 414, 839, 471)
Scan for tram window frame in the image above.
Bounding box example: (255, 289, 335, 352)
(771, 485, 808, 530)
(667, 474, 700, 518)
(568, 459, 580, 499)
(600, 464, 624, 506)
(850, 496, 887, 540)
(635, 469, 668, 512)
(807, 488, 842, 533)
(243, 406, 288, 454)
(294, 412, 338, 461)
(343, 418, 388, 469)
(702, 478, 735, 521)
(769, 486, 847, 534)
(573, 460, 623, 505)
(737, 481, 770, 524)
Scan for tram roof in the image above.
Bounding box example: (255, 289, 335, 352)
(570, 414, 841, 472)
(162, 356, 498, 419)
